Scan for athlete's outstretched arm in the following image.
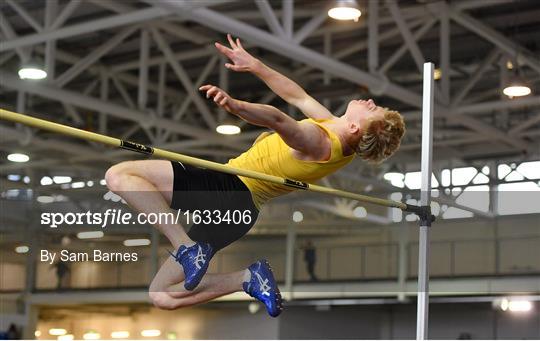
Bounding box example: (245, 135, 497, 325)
(215, 34, 335, 121)
(199, 85, 325, 154)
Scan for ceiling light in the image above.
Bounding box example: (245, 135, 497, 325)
(7, 174, 21, 181)
(292, 210, 303, 223)
(506, 60, 514, 70)
(49, 329, 67, 336)
(83, 331, 100, 340)
(7, 153, 29, 162)
(503, 84, 531, 97)
(328, 0, 361, 21)
(111, 331, 130, 339)
(15, 245, 29, 254)
(4, 189, 20, 198)
(123, 238, 151, 247)
(37, 195, 55, 204)
(23, 176, 31, 184)
(41, 176, 53, 185)
(18, 58, 47, 80)
(434, 68, 442, 80)
(353, 206, 367, 218)
(61, 236, 71, 246)
(18, 66, 47, 80)
(499, 298, 533, 312)
(216, 124, 241, 135)
(53, 176, 72, 184)
(248, 302, 261, 314)
(77, 231, 104, 239)
(508, 300, 533, 312)
(35, 331, 41, 337)
(58, 335, 74, 341)
(166, 332, 177, 340)
(503, 73, 531, 98)
(71, 181, 85, 188)
(141, 329, 161, 337)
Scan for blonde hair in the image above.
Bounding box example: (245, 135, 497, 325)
(356, 108, 405, 164)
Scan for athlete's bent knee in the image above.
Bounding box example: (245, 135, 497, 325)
(149, 291, 184, 310)
(105, 162, 132, 193)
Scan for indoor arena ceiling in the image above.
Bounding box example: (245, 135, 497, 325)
(0, 0, 539, 203)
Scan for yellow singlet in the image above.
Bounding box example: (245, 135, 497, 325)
(227, 118, 355, 209)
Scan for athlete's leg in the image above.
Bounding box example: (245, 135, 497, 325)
(105, 160, 192, 248)
(149, 256, 246, 310)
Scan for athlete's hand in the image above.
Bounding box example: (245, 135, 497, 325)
(199, 84, 240, 115)
(214, 34, 258, 72)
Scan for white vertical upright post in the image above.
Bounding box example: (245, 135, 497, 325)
(416, 62, 434, 340)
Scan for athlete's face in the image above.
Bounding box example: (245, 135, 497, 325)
(344, 99, 384, 132)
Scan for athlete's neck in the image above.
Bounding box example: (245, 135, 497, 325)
(323, 117, 358, 156)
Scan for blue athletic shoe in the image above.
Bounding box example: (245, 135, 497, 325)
(243, 260, 283, 317)
(170, 242, 214, 291)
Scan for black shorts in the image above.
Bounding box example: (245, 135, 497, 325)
(170, 161, 259, 251)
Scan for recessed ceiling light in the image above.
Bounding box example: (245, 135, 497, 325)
(53, 176, 72, 184)
(15, 245, 29, 254)
(77, 231, 104, 239)
(216, 124, 241, 135)
(49, 328, 67, 336)
(292, 210, 303, 223)
(141, 330, 161, 337)
(37, 195, 55, 204)
(111, 331, 130, 339)
(7, 153, 29, 162)
(123, 239, 151, 247)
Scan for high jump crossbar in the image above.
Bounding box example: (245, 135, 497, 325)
(0, 63, 434, 339)
(0, 109, 432, 218)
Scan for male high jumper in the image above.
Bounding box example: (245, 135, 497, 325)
(105, 35, 405, 317)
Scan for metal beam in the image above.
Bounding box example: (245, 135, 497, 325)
(54, 26, 137, 87)
(0, 7, 170, 52)
(61, 103, 84, 126)
(36, 45, 184, 104)
(379, 18, 436, 74)
(451, 48, 500, 106)
(457, 95, 540, 115)
(149, 1, 423, 107)
(449, 8, 540, 74)
(0, 71, 222, 142)
(368, 0, 378, 73)
(161, 55, 219, 142)
(6, 0, 43, 32)
(0, 11, 30, 61)
(87, 0, 211, 45)
(282, 0, 294, 39)
(293, 11, 328, 44)
(50, 0, 82, 30)
(255, 0, 287, 38)
(150, 28, 217, 128)
(297, 17, 426, 77)
(439, 2, 450, 104)
(138, 29, 150, 110)
(509, 113, 540, 135)
(385, 0, 425, 72)
(110, 75, 136, 109)
(44, 0, 58, 78)
(0, 132, 245, 173)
